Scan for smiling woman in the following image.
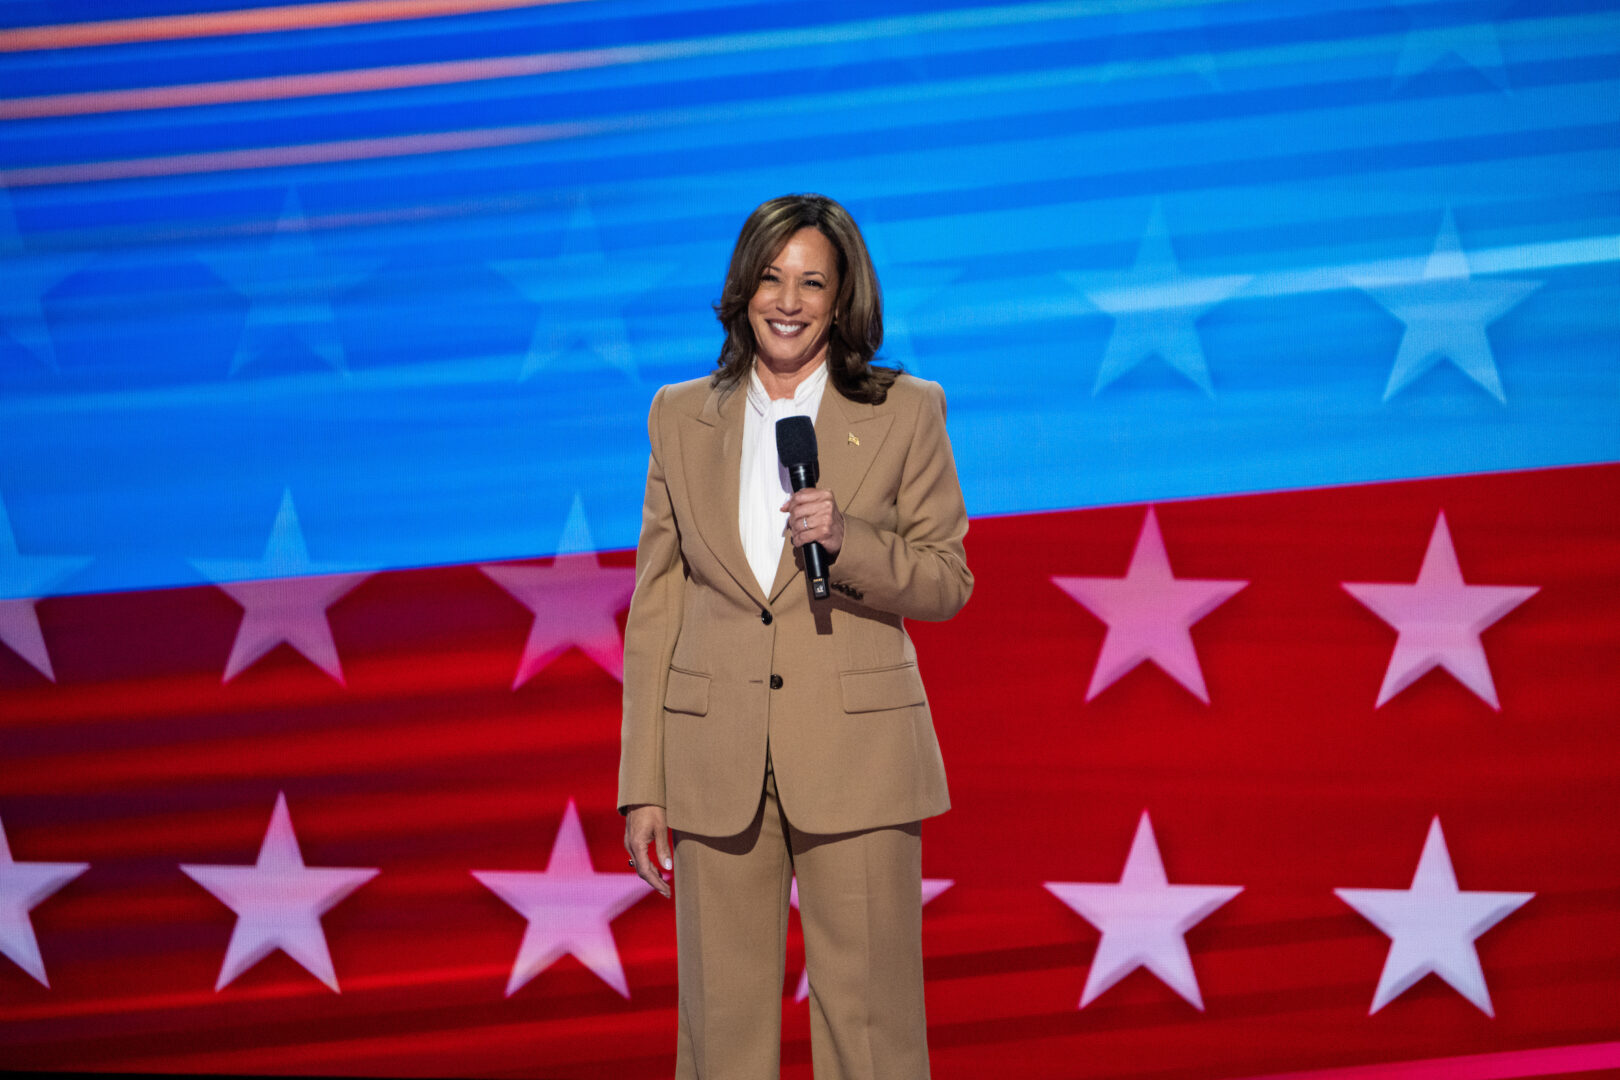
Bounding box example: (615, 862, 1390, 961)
(710, 194, 898, 406)
(619, 193, 973, 1079)
(748, 228, 838, 389)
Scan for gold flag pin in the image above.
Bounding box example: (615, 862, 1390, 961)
(847, 432, 860, 446)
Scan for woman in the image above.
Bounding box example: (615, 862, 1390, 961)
(619, 193, 972, 1079)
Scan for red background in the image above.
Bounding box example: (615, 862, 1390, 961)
(2, 464, 1617, 1078)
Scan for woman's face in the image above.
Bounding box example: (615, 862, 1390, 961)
(748, 227, 839, 372)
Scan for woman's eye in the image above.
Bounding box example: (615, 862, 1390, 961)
(805, 280, 823, 289)
(761, 272, 779, 283)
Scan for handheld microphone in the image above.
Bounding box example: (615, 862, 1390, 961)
(775, 416, 830, 600)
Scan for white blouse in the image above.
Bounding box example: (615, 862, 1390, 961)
(738, 360, 828, 596)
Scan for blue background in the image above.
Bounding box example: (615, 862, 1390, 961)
(1, 0, 1616, 597)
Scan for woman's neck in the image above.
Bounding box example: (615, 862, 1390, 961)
(755, 353, 827, 401)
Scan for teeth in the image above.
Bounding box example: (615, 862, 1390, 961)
(770, 321, 804, 335)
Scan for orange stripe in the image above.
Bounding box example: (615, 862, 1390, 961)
(0, 0, 585, 53)
(0, 48, 637, 120)
(0, 122, 597, 187)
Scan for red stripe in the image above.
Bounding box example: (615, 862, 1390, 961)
(0, 0, 589, 54)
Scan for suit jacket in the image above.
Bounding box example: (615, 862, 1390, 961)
(617, 371, 973, 837)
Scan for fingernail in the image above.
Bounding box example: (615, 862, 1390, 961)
(662, 858, 672, 870)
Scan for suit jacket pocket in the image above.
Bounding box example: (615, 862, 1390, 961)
(839, 662, 927, 714)
(663, 667, 711, 716)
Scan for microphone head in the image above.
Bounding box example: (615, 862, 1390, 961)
(775, 415, 819, 467)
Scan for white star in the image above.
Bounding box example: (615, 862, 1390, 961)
(481, 495, 635, 686)
(204, 189, 379, 376)
(491, 199, 675, 382)
(1053, 507, 1246, 704)
(1354, 208, 1540, 403)
(789, 877, 952, 1002)
(1343, 511, 1537, 709)
(0, 494, 90, 682)
(1336, 817, 1532, 1016)
(1046, 811, 1241, 1011)
(0, 184, 93, 372)
(1391, 2, 1510, 91)
(181, 792, 378, 993)
(191, 489, 372, 684)
(0, 814, 88, 987)
(472, 799, 653, 998)
(1064, 202, 1250, 398)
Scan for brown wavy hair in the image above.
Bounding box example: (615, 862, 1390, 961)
(712, 194, 899, 404)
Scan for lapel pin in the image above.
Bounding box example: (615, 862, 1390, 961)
(847, 432, 860, 446)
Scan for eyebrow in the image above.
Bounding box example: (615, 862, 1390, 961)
(763, 264, 825, 277)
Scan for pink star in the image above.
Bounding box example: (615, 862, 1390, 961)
(1046, 812, 1242, 1011)
(1336, 817, 1533, 1016)
(181, 792, 378, 993)
(191, 489, 371, 684)
(472, 800, 653, 998)
(1343, 512, 1537, 709)
(789, 877, 952, 1002)
(481, 497, 635, 686)
(1053, 508, 1246, 703)
(0, 815, 88, 987)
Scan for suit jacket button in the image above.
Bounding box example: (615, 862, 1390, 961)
(760, 610, 773, 625)
(769, 674, 783, 689)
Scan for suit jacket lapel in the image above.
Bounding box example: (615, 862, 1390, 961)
(679, 381, 770, 610)
(766, 385, 896, 602)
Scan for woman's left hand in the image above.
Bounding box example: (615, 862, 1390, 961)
(782, 488, 844, 557)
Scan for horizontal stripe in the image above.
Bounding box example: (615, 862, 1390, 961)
(0, 0, 587, 54)
(1234, 1040, 1620, 1080)
(0, 51, 641, 121)
(0, 122, 597, 186)
(3, 11, 1612, 188)
(4, 6, 1612, 124)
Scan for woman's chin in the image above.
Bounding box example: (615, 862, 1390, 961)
(758, 345, 827, 372)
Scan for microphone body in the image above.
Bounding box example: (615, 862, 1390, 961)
(776, 417, 831, 600)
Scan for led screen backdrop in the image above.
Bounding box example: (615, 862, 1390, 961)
(1, 0, 1618, 1077)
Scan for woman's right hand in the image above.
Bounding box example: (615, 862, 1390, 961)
(624, 805, 672, 898)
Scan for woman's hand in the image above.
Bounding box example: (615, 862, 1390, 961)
(624, 805, 672, 897)
(782, 488, 844, 557)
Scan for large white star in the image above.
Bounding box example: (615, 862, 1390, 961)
(1343, 511, 1537, 710)
(1053, 507, 1246, 704)
(789, 877, 953, 1002)
(0, 814, 88, 987)
(0, 494, 90, 682)
(491, 198, 675, 382)
(1336, 817, 1532, 1016)
(1046, 811, 1241, 1011)
(472, 799, 653, 998)
(1354, 208, 1540, 403)
(1063, 202, 1250, 398)
(0, 184, 93, 372)
(181, 792, 378, 993)
(204, 188, 379, 376)
(191, 488, 373, 684)
(481, 496, 635, 686)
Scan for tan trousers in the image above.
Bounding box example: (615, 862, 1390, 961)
(673, 765, 930, 1080)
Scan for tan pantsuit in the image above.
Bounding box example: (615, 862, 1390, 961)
(673, 765, 927, 1080)
(619, 372, 971, 1078)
